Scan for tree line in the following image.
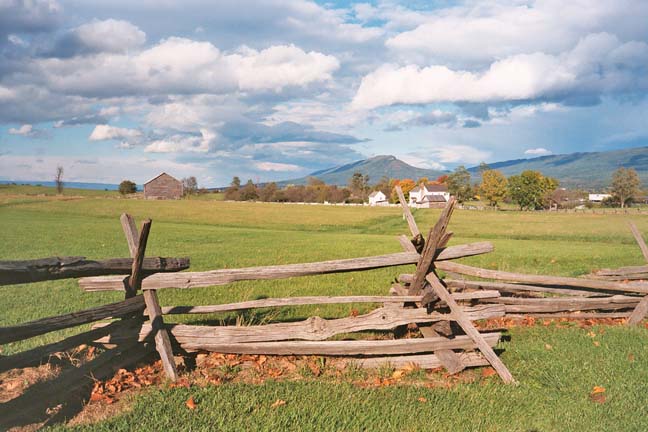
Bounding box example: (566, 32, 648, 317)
(109, 164, 642, 209)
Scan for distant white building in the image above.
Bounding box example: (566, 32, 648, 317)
(588, 193, 611, 202)
(409, 183, 450, 208)
(368, 190, 388, 206)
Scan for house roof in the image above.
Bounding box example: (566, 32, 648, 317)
(369, 191, 384, 198)
(421, 194, 447, 202)
(144, 172, 180, 185)
(425, 184, 448, 192)
(410, 184, 448, 194)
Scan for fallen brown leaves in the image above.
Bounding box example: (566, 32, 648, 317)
(185, 396, 197, 410)
(90, 364, 161, 404)
(589, 386, 606, 404)
(477, 316, 627, 331)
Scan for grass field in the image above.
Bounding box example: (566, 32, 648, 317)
(2, 185, 648, 431)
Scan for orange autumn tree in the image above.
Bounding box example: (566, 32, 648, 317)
(390, 178, 416, 203)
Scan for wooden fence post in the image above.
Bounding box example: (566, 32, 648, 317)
(121, 213, 178, 381)
(627, 221, 648, 325)
(426, 273, 516, 384)
(394, 193, 464, 373)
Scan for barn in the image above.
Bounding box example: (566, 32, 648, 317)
(143, 173, 183, 199)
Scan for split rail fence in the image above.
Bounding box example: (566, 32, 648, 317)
(4, 189, 648, 427)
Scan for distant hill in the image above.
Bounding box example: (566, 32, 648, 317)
(467, 146, 648, 189)
(278, 155, 447, 186)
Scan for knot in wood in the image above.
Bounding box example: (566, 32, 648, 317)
(307, 316, 326, 333)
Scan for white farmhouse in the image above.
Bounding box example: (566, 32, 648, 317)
(409, 183, 450, 208)
(588, 193, 611, 202)
(368, 190, 388, 206)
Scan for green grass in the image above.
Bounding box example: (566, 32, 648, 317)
(2, 188, 648, 430)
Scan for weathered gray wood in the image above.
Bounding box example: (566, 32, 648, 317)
(409, 198, 456, 295)
(627, 297, 648, 325)
(589, 265, 648, 280)
(626, 221, 648, 325)
(120, 213, 178, 381)
(159, 292, 500, 315)
(445, 279, 611, 297)
(483, 295, 639, 313)
(79, 242, 493, 292)
(0, 256, 190, 286)
(629, 221, 648, 262)
(0, 295, 145, 344)
(395, 185, 420, 237)
(436, 260, 648, 294)
(418, 326, 464, 374)
(120, 213, 139, 257)
(398, 235, 417, 252)
(128, 219, 152, 295)
(98, 305, 505, 345)
(354, 351, 489, 369)
(396, 223, 464, 374)
(179, 333, 501, 355)
(143, 289, 179, 380)
(0, 320, 130, 373)
(427, 273, 516, 384)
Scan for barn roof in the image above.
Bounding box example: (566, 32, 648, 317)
(144, 172, 180, 185)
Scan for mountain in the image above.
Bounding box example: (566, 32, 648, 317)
(467, 146, 648, 189)
(278, 155, 448, 186)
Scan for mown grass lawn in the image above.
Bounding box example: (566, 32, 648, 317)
(2, 185, 648, 431)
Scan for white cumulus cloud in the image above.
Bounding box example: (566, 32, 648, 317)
(89, 124, 142, 141)
(524, 147, 552, 156)
(8, 124, 34, 136)
(353, 33, 648, 110)
(254, 161, 302, 172)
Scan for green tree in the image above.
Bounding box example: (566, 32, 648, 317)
(611, 167, 641, 208)
(348, 172, 370, 200)
(259, 182, 278, 202)
(447, 165, 472, 202)
(480, 170, 507, 207)
(118, 180, 137, 195)
(224, 176, 241, 200)
(239, 179, 259, 201)
(507, 170, 558, 210)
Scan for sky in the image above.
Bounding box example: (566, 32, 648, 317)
(1, 0, 648, 187)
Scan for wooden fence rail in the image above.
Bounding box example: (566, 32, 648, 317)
(0, 256, 189, 285)
(78, 241, 493, 292)
(0, 295, 146, 345)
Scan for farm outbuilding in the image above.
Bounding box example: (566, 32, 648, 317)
(368, 190, 389, 206)
(143, 173, 183, 199)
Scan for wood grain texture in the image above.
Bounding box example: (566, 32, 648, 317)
(427, 273, 516, 384)
(98, 305, 505, 345)
(483, 295, 639, 313)
(436, 261, 648, 294)
(79, 242, 493, 292)
(120, 213, 178, 381)
(0, 295, 145, 344)
(159, 292, 500, 315)
(445, 279, 611, 297)
(409, 197, 456, 295)
(629, 221, 648, 262)
(0, 256, 189, 286)
(626, 221, 648, 325)
(395, 185, 420, 237)
(179, 333, 501, 355)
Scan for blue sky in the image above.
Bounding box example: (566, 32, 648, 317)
(1, 0, 648, 186)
